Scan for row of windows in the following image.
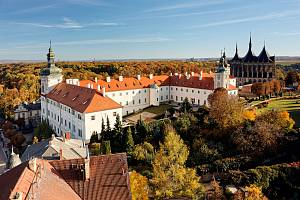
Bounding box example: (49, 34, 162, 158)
(120, 98, 148, 106)
(49, 122, 83, 139)
(170, 95, 207, 104)
(108, 89, 147, 97)
(90, 112, 117, 121)
(170, 87, 207, 94)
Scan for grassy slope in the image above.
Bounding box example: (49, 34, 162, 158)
(257, 98, 300, 127)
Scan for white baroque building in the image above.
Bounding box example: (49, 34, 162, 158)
(41, 45, 237, 141)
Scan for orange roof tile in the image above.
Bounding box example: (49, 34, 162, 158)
(46, 83, 121, 113)
(49, 153, 131, 200)
(0, 154, 131, 200)
(228, 84, 237, 90)
(79, 73, 215, 92)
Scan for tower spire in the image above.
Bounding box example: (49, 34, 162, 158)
(249, 32, 252, 50)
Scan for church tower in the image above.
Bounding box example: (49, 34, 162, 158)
(214, 50, 231, 89)
(40, 41, 63, 95)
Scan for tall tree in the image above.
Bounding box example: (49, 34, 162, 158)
(130, 171, 149, 200)
(208, 88, 245, 129)
(180, 97, 192, 113)
(125, 127, 134, 156)
(151, 127, 204, 199)
(135, 117, 148, 144)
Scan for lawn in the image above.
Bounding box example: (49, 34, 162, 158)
(143, 104, 173, 115)
(257, 98, 300, 128)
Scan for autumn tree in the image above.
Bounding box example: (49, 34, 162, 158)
(151, 127, 204, 199)
(210, 176, 225, 200)
(208, 88, 245, 129)
(130, 171, 149, 200)
(133, 142, 154, 164)
(244, 184, 267, 200)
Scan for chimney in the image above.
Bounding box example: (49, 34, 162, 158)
(185, 72, 188, 76)
(119, 76, 123, 82)
(174, 72, 178, 76)
(94, 77, 98, 83)
(187, 74, 191, 79)
(12, 192, 22, 200)
(102, 87, 106, 97)
(170, 72, 173, 76)
(106, 77, 111, 83)
(59, 148, 63, 160)
(209, 70, 212, 74)
(199, 71, 203, 80)
(97, 84, 101, 91)
(84, 146, 90, 180)
(90, 84, 93, 89)
(77, 81, 80, 86)
(65, 132, 71, 140)
(191, 72, 195, 76)
(28, 158, 37, 172)
(86, 83, 91, 88)
(137, 75, 141, 81)
(179, 74, 182, 79)
(149, 74, 153, 80)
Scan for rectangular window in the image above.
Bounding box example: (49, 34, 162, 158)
(73, 125, 75, 132)
(126, 101, 129, 105)
(145, 98, 147, 103)
(132, 91, 135, 94)
(181, 97, 183, 101)
(181, 88, 183, 91)
(126, 92, 129, 95)
(157, 98, 158, 101)
(144, 89, 147, 93)
(68, 122, 71, 129)
(192, 90, 194, 93)
(78, 114, 81, 120)
(161, 96, 163, 100)
(113, 112, 117, 116)
(171, 95, 173, 99)
(166, 95, 168, 100)
(78, 129, 82, 137)
(120, 92, 122, 96)
(91, 116, 95, 120)
(176, 88, 178, 91)
(72, 110, 75, 115)
(139, 99, 141, 104)
(133, 100, 135, 105)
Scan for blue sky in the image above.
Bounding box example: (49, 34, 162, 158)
(0, 0, 299, 60)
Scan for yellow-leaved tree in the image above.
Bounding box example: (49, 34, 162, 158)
(151, 127, 204, 199)
(245, 184, 267, 200)
(130, 171, 149, 200)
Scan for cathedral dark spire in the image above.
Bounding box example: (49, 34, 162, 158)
(249, 33, 252, 50)
(47, 41, 55, 68)
(231, 43, 240, 62)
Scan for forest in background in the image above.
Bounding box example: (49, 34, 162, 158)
(0, 60, 216, 118)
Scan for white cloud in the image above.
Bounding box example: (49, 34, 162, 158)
(189, 10, 300, 29)
(12, 17, 120, 29)
(10, 4, 57, 15)
(143, 0, 230, 13)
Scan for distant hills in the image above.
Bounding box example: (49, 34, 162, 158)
(0, 56, 299, 64)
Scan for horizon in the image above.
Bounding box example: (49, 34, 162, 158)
(0, 0, 300, 60)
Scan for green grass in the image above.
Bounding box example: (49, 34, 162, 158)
(143, 104, 173, 115)
(257, 98, 300, 127)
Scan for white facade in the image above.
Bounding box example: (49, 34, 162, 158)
(40, 46, 238, 141)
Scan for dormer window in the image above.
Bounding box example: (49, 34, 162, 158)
(72, 95, 79, 101)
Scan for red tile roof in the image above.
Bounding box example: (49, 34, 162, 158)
(0, 154, 131, 200)
(0, 159, 81, 200)
(228, 84, 237, 90)
(46, 83, 121, 113)
(49, 153, 131, 200)
(79, 73, 215, 92)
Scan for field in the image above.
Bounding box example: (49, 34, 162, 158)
(257, 98, 300, 127)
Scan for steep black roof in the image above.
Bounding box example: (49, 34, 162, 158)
(231, 43, 241, 62)
(258, 45, 274, 62)
(242, 36, 258, 62)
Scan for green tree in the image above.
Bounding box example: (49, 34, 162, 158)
(133, 142, 154, 164)
(151, 127, 204, 199)
(100, 141, 111, 154)
(34, 121, 54, 140)
(135, 118, 148, 144)
(125, 127, 134, 156)
(180, 97, 192, 113)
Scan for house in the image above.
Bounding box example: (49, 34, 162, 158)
(40, 43, 237, 141)
(21, 133, 87, 162)
(13, 101, 41, 128)
(0, 153, 131, 200)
